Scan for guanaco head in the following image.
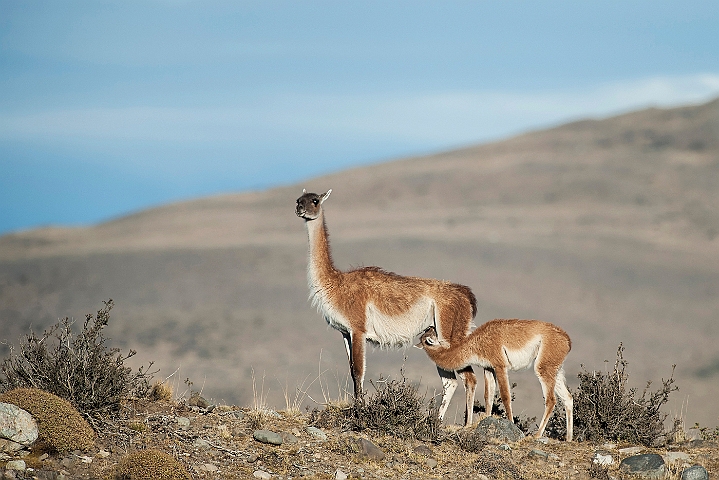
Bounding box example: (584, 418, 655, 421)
(414, 326, 446, 350)
(296, 189, 332, 221)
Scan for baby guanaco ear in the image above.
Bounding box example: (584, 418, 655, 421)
(413, 340, 424, 349)
(424, 336, 438, 346)
(320, 189, 332, 203)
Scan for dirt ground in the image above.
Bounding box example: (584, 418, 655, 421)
(14, 398, 719, 480)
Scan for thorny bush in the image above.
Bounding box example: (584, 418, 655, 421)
(0, 299, 154, 418)
(310, 374, 442, 442)
(546, 343, 678, 446)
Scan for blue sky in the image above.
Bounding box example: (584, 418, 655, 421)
(2, 1, 718, 235)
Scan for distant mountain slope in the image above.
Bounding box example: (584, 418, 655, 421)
(1, 97, 717, 427)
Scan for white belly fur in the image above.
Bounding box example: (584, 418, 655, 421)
(364, 298, 434, 348)
(502, 336, 542, 371)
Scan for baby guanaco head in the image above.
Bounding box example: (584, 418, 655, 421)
(296, 189, 332, 221)
(414, 326, 449, 351)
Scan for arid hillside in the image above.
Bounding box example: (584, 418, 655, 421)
(1, 97, 718, 428)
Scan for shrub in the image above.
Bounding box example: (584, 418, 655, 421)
(310, 375, 442, 442)
(546, 344, 678, 445)
(0, 387, 95, 452)
(0, 300, 154, 417)
(103, 449, 191, 480)
(149, 381, 173, 402)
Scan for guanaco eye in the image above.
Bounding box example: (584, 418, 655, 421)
(312, 199, 319, 205)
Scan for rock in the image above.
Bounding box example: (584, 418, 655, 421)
(476, 475, 490, 480)
(651, 435, 667, 448)
(280, 432, 299, 444)
(335, 469, 348, 480)
(350, 437, 385, 461)
(305, 426, 328, 442)
(473, 416, 525, 443)
(618, 446, 643, 456)
(0, 438, 24, 453)
(193, 437, 211, 449)
(619, 454, 666, 479)
(200, 463, 219, 472)
(253, 429, 283, 445)
(426, 458, 438, 468)
(498, 443, 511, 451)
(528, 449, 549, 460)
(535, 436, 549, 444)
(413, 444, 433, 456)
(0, 403, 38, 446)
(176, 416, 191, 429)
(681, 465, 709, 480)
(96, 449, 110, 458)
(664, 451, 691, 465)
(5, 460, 26, 471)
(229, 410, 245, 419)
(593, 452, 614, 466)
(247, 453, 259, 463)
(188, 393, 209, 409)
(253, 470, 272, 479)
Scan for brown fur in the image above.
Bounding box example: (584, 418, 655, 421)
(297, 190, 478, 424)
(417, 319, 574, 441)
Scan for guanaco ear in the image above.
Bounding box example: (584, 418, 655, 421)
(320, 189, 332, 203)
(302, 188, 307, 194)
(413, 340, 424, 349)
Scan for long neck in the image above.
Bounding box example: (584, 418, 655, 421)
(428, 335, 484, 371)
(305, 209, 339, 286)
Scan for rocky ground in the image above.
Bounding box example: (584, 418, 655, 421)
(3, 397, 717, 480)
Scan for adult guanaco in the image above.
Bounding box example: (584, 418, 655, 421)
(296, 189, 478, 423)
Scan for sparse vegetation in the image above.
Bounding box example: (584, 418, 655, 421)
(310, 374, 442, 442)
(546, 344, 678, 446)
(103, 449, 191, 480)
(0, 299, 155, 417)
(0, 387, 95, 452)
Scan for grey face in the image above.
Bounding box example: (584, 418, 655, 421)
(296, 191, 325, 220)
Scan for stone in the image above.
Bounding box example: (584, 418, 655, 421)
(619, 454, 665, 479)
(528, 449, 549, 460)
(498, 443, 511, 451)
(253, 471, 272, 479)
(335, 469, 348, 480)
(593, 452, 614, 466)
(0, 403, 38, 446)
(664, 451, 691, 465)
(96, 449, 110, 458)
(229, 410, 245, 419)
(0, 438, 24, 453)
(426, 458, 438, 468)
(188, 393, 209, 409)
(473, 416, 525, 443)
(280, 432, 299, 444)
(5, 460, 26, 471)
(618, 446, 643, 456)
(176, 416, 191, 429)
(253, 429, 283, 445)
(535, 436, 549, 444)
(200, 463, 218, 472)
(193, 437, 211, 449)
(681, 465, 709, 480)
(350, 437, 385, 460)
(413, 444, 433, 456)
(305, 426, 328, 442)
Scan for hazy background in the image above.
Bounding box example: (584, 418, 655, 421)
(1, 2, 718, 431)
(2, 1, 719, 234)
